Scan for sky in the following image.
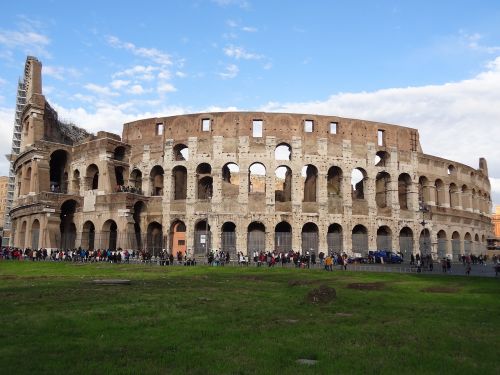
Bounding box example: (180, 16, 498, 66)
(0, 0, 500, 207)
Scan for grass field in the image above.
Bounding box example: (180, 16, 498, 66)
(0, 261, 498, 375)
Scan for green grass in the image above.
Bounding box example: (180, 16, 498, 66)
(0, 262, 498, 375)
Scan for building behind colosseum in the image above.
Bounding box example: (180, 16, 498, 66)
(7, 57, 493, 260)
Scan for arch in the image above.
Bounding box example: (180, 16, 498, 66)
(113, 146, 126, 161)
(375, 151, 390, 167)
(451, 231, 461, 260)
(173, 143, 189, 161)
(221, 221, 236, 256)
(150, 165, 164, 196)
(302, 165, 318, 202)
(31, 219, 40, 249)
(60, 200, 78, 250)
(449, 183, 459, 208)
(194, 219, 211, 255)
(301, 222, 319, 254)
(24, 166, 32, 194)
(115, 166, 125, 187)
(248, 163, 266, 193)
(419, 229, 431, 256)
(275, 143, 291, 161)
(146, 221, 163, 256)
(197, 176, 213, 200)
(437, 230, 447, 258)
(327, 223, 343, 253)
(82, 221, 96, 250)
(170, 220, 187, 256)
(275, 221, 292, 252)
(129, 169, 143, 193)
(399, 227, 413, 259)
(447, 164, 455, 175)
(352, 224, 368, 254)
(464, 232, 472, 255)
(474, 233, 480, 255)
(435, 179, 445, 206)
(86, 164, 99, 190)
(376, 225, 392, 251)
(327, 166, 343, 197)
(102, 219, 118, 251)
(375, 172, 391, 208)
(50, 149, 69, 193)
(132, 201, 147, 249)
(247, 221, 265, 254)
(222, 163, 240, 197)
(19, 221, 27, 248)
(196, 163, 212, 175)
(352, 168, 367, 200)
(73, 169, 80, 193)
(275, 166, 292, 202)
(398, 173, 412, 210)
(418, 176, 430, 206)
(172, 166, 187, 200)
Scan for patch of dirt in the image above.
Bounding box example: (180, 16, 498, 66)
(239, 275, 266, 282)
(346, 282, 386, 291)
(335, 312, 353, 317)
(307, 285, 337, 304)
(288, 279, 316, 287)
(422, 286, 460, 293)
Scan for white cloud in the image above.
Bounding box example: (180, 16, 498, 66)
(212, 0, 250, 9)
(460, 31, 500, 54)
(127, 84, 148, 95)
(113, 65, 158, 81)
(110, 79, 130, 89)
(175, 71, 187, 78)
(107, 35, 172, 65)
(0, 17, 51, 58)
(43, 66, 80, 81)
(157, 83, 177, 93)
(242, 26, 257, 32)
(218, 64, 239, 79)
(84, 83, 118, 96)
(0, 107, 14, 174)
(158, 70, 171, 80)
(224, 45, 262, 60)
(260, 56, 500, 207)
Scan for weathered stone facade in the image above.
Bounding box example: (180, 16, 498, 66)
(9, 57, 493, 260)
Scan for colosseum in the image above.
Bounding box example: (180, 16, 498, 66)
(8, 57, 492, 260)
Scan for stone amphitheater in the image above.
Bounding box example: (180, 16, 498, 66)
(9, 57, 492, 260)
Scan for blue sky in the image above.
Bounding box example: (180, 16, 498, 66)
(1, 0, 500, 205)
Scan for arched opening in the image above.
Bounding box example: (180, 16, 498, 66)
(302, 165, 318, 202)
(132, 201, 146, 249)
(221, 222, 236, 256)
(247, 222, 265, 254)
(375, 172, 391, 209)
(376, 226, 392, 251)
(194, 220, 211, 255)
(275, 143, 291, 161)
(327, 166, 342, 197)
(464, 232, 472, 255)
(19, 221, 27, 248)
(375, 151, 389, 167)
(352, 224, 368, 254)
(60, 200, 77, 250)
(275, 166, 292, 202)
(351, 168, 367, 200)
(113, 146, 126, 161)
(173, 144, 189, 161)
(419, 228, 431, 256)
(170, 220, 186, 256)
(399, 227, 413, 259)
(301, 222, 319, 254)
(82, 221, 96, 250)
(327, 223, 343, 253)
(197, 163, 212, 199)
(129, 169, 143, 193)
(150, 165, 164, 196)
(435, 179, 445, 206)
(449, 183, 459, 208)
(172, 166, 187, 200)
(222, 163, 240, 197)
(474, 233, 480, 254)
(447, 165, 455, 175)
(72, 169, 80, 194)
(249, 163, 266, 193)
(275, 221, 292, 253)
(102, 220, 118, 251)
(437, 230, 447, 258)
(146, 222, 163, 256)
(398, 173, 412, 210)
(50, 150, 68, 193)
(418, 176, 430, 207)
(86, 164, 99, 190)
(31, 219, 40, 249)
(451, 231, 461, 260)
(115, 166, 125, 188)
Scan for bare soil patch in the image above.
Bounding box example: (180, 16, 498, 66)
(288, 279, 316, 287)
(347, 282, 386, 291)
(422, 286, 460, 293)
(307, 285, 337, 304)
